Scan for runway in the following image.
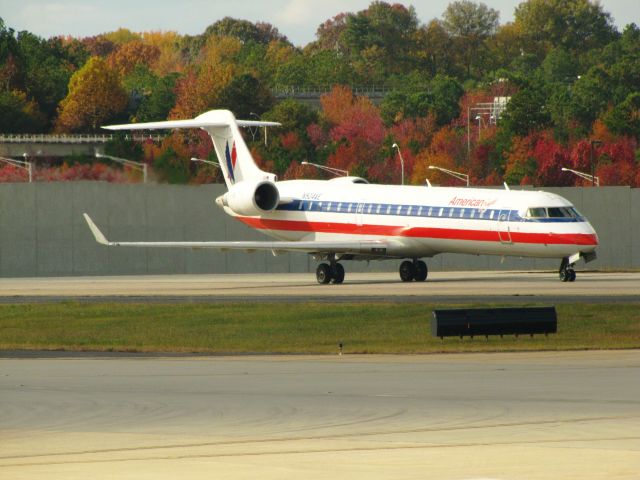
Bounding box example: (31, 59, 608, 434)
(1, 351, 638, 479)
(0, 271, 639, 303)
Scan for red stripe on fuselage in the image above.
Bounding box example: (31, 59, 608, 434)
(237, 217, 598, 246)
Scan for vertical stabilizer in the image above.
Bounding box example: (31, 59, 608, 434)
(102, 109, 278, 190)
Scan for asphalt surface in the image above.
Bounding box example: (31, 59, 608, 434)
(0, 271, 639, 304)
(1, 351, 638, 479)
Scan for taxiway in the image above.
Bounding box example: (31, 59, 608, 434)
(1, 351, 638, 479)
(0, 271, 639, 303)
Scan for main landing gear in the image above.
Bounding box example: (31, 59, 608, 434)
(316, 262, 345, 284)
(559, 256, 577, 282)
(399, 259, 428, 282)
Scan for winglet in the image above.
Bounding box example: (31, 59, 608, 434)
(83, 213, 109, 245)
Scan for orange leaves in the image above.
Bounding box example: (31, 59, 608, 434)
(320, 85, 356, 125)
(54, 56, 127, 132)
(107, 41, 161, 76)
(410, 126, 465, 186)
(412, 150, 457, 186)
(169, 36, 239, 119)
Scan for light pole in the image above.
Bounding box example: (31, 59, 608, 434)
(190, 157, 220, 167)
(590, 140, 602, 187)
(561, 167, 599, 187)
(0, 155, 32, 182)
(95, 153, 147, 183)
(475, 115, 487, 140)
(391, 143, 405, 185)
(428, 165, 470, 186)
(301, 161, 348, 177)
(250, 112, 268, 146)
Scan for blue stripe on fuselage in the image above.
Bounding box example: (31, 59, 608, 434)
(276, 200, 585, 222)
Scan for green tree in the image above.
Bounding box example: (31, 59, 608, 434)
(0, 90, 46, 132)
(263, 98, 317, 133)
(341, 2, 419, 76)
(442, 0, 499, 77)
(514, 0, 617, 53)
(414, 20, 456, 77)
(501, 87, 550, 136)
(136, 72, 178, 122)
(216, 73, 274, 119)
(603, 93, 640, 139)
(568, 66, 611, 132)
(16, 32, 77, 125)
(430, 75, 464, 125)
(204, 18, 289, 45)
(55, 56, 128, 132)
(0, 18, 19, 90)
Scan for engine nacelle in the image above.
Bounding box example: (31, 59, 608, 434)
(223, 180, 280, 216)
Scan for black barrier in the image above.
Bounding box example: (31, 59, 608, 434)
(431, 307, 557, 339)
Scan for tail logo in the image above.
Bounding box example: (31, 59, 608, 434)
(224, 141, 237, 183)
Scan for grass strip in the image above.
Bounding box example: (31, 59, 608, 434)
(0, 302, 638, 354)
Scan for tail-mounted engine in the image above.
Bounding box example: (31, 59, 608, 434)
(219, 180, 280, 216)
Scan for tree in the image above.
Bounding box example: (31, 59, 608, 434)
(16, 32, 75, 125)
(170, 36, 239, 119)
(204, 18, 289, 45)
(414, 20, 455, 77)
(568, 66, 611, 132)
(341, 2, 420, 76)
(603, 93, 640, 139)
(216, 73, 274, 119)
(442, 0, 499, 77)
(0, 90, 46, 132)
(318, 86, 386, 178)
(500, 87, 550, 136)
(514, 0, 617, 53)
(55, 56, 127, 132)
(136, 72, 178, 122)
(107, 41, 160, 76)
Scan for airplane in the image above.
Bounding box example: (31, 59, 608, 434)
(84, 109, 599, 284)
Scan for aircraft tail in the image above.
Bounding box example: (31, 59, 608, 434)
(103, 109, 279, 188)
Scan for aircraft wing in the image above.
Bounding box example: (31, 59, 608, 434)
(83, 214, 387, 255)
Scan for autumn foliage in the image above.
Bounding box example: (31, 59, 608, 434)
(0, 3, 639, 186)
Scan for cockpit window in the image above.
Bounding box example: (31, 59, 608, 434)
(527, 207, 547, 218)
(527, 207, 581, 219)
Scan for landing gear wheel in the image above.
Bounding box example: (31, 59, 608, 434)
(413, 260, 428, 282)
(331, 263, 345, 284)
(316, 263, 332, 284)
(568, 268, 576, 282)
(399, 260, 415, 282)
(559, 269, 569, 282)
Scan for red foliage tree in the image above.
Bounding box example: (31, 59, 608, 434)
(531, 133, 572, 186)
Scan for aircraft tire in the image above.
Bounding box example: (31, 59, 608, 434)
(568, 269, 576, 282)
(559, 269, 569, 282)
(399, 260, 415, 282)
(331, 263, 345, 284)
(316, 263, 332, 284)
(414, 260, 428, 282)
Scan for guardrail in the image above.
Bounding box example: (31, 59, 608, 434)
(273, 85, 393, 98)
(0, 134, 165, 144)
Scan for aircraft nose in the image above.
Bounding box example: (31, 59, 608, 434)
(585, 222, 599, 247)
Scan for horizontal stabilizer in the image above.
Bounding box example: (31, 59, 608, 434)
(103, 118, 280, 131)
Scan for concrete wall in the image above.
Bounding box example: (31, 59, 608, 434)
(0, 182, 636, 277)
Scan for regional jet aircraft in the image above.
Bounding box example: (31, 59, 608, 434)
(84, 109, 598, 284)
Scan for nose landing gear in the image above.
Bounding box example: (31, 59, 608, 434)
(559, 257, 577, 282)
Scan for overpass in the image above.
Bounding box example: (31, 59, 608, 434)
(0, 133, 165, 157)
(272, 85, 391, 108)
